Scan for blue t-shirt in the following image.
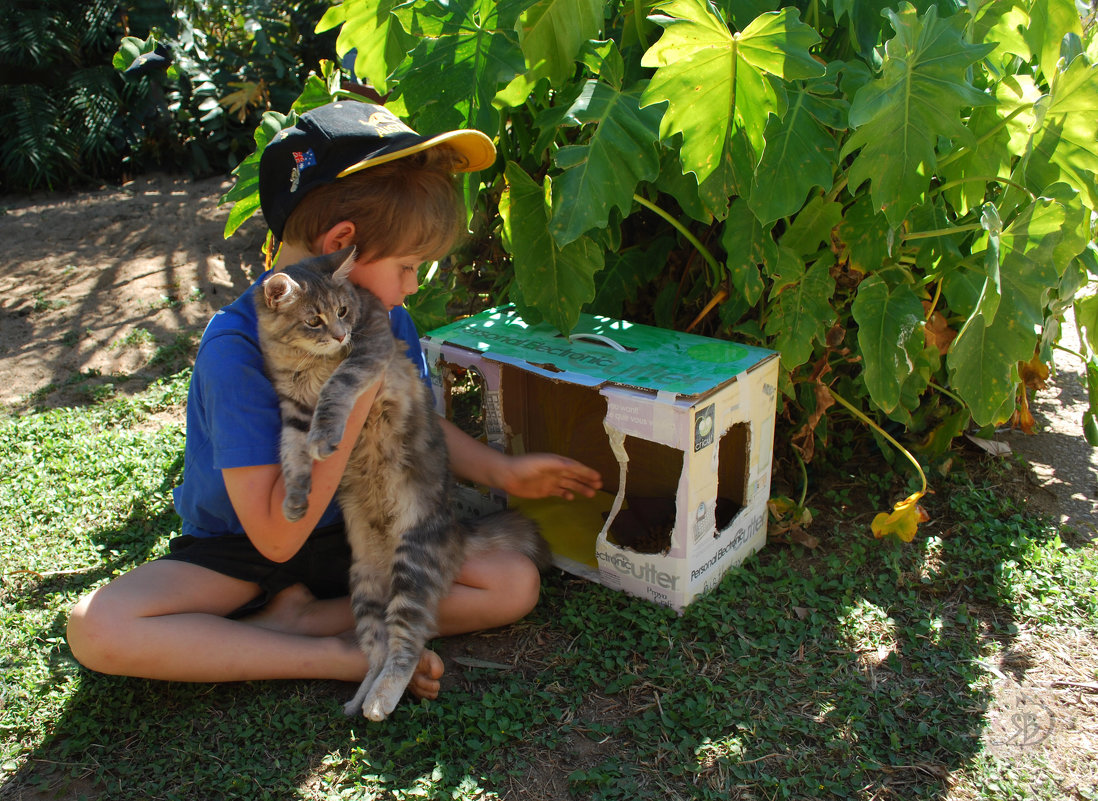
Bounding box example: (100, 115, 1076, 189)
(171, 273, 426, 538)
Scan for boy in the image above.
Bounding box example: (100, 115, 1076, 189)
(67, 101, 602, 702)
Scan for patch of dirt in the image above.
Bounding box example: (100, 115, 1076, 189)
(0, 172, 266, 412)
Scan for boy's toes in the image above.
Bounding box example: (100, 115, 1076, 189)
(407, 650, 444, 700)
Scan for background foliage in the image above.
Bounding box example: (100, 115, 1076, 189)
(0, 0, 334, 191)
(211, 0, 1098, 490)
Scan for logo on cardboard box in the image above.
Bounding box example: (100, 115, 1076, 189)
(598, 550, 680, 590)
(694, 404, 715, 451)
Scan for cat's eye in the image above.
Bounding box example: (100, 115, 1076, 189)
(337, 306, 349, 318)
(305, 315, 322, 328)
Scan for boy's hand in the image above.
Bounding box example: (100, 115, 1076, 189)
(499, 453, 602, 501)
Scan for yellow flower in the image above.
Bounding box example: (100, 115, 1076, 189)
(871, 492, 928, 543)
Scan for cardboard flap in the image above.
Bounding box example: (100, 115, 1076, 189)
(423, 305, 777, 398)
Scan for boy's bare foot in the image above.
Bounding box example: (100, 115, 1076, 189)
(241, 583, 319, 634)
(408, 650, 444, 700)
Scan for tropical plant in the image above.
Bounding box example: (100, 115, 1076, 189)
(114, 0, 337, 176)
(0, 0, 137, 190)
(221, 0, 1098, 539)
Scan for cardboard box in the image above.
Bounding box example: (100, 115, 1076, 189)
(421, 306, 779, 611)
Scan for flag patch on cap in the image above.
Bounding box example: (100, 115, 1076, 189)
(293, 149, 317, 169)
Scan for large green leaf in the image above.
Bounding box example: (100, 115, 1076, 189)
(851, 275, 925, 413)
(1024, 0, 1083, 82)
(500, 162, 604, 333)
(748, 84, 840, 224)
(640, 1, 823, 183)
(841, 3, 995, 227)
(220, 110, 294, 237)
(549, 80, 663, 246)
(947, 199, 1065, 424)
(721, 198, 775, 306)
(392, 0, 525, 137)
(970, 0, 1032, 68)
(837, 193, 893, 272)
(1022, 56, 1098, 210)
(518, 0, 605, 84)
(316, 0, 413, 94)
(763, 249, 836, 369)
(780, 195, 843, 258)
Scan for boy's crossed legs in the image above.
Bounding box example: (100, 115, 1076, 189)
(66, 547, 541, 703)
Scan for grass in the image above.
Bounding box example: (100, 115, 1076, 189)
(1, 372, 1097, 800)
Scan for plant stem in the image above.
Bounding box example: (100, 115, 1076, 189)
(932, 175, 1036, 200)
(928, 381, 966, 406)
(633, 193, 722, 283)
(792, 447, 808, 508)
(1053, 341, 1085, 361)
(937, 105, 1030, 170)
(829, 388, 927, 496)
(902, 223, 983, 241)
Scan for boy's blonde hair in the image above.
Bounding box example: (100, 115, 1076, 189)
(282, 147, 465, 263)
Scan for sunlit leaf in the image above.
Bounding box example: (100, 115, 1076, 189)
(518, 0, 605, 84)
(640, 2, 823, 183)
(316, 0, 413, 94)
(392, 0, 525, 136)
(842, 3, 995, 227)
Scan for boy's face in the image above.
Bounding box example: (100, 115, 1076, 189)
(347, 253, 425, 310)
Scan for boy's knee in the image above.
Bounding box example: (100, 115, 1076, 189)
(506, 554, 544, 619)
(65, 591, 121, 674)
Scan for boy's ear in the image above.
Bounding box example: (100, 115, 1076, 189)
(318, 220, 357, 255)
(263, 273, 301, 310)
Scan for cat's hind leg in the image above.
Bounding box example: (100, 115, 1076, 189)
(342, 562, 391, 716)
(358, 521, 462, 721)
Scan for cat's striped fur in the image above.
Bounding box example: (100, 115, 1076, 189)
(255, 248, 549, 721)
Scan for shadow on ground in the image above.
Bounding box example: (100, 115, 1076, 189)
(5, 462, 1084, 800)
(0, 173, 263, 411)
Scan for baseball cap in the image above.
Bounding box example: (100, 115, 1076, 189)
(259, 101, 496, 240)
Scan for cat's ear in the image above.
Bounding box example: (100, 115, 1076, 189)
(263, 273, 301, 310)
(332, 246, 357, 282)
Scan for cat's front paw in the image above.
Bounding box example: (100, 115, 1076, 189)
(282, 484, 310, 522)
(306, 428, 340, 462)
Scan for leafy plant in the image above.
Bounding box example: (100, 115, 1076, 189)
(0, 0, 134, 190)
(113, 0, 337, 177)
(223, 0, 1097, 540)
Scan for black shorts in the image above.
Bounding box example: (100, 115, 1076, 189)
(160, 523, 352, 617)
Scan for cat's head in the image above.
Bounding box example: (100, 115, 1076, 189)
(258, 247, 361, 357)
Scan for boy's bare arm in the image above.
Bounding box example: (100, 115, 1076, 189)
(439, 418, 602, 501)
(223, 381, 381, 562)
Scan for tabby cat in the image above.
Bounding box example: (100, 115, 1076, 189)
(255, 247, 550, 721)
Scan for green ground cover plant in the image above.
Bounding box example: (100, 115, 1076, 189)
(2, 373, 1096, 799)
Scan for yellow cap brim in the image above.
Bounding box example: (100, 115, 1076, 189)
(337, 129, 497, 178)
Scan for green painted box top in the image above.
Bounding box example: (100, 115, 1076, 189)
(422, 305, 778, 398)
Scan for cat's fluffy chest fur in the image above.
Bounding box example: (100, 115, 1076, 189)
(254, 248, 548, 721)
